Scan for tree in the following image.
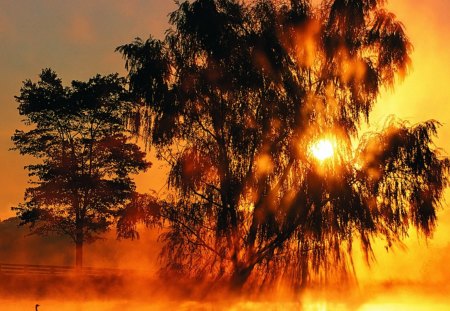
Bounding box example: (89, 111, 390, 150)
(117, 0, 449, 290)
(12, 69, 150, 268)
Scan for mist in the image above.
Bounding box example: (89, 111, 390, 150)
(1, 217, 450, 310)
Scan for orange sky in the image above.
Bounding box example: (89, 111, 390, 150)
(358, 0, 450, 285)
(0, 0, 177, 220)
(0, 0, 449, 285)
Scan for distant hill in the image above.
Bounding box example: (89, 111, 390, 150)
(0, 217, 160, 272)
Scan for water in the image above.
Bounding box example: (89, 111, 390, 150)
(2, 295, 449, 311)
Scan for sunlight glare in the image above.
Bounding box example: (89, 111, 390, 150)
(310, 139, 334, 161)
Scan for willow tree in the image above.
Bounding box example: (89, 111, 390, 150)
(12, 69, 150, 268)
(117, 0, 449, 289)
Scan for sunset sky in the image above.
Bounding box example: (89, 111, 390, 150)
(0, 0, 178, 220)
(1, 0, 450, 284)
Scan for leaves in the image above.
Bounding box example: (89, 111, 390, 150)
(12, 69, 151, 247)
(116, 193, 162, 240)
(117, 0, 448, 289)
(356, 118, 449, 236)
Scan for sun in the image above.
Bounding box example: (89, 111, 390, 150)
(310, 138, 334, 161)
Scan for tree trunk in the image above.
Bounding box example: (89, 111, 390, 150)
(75, 213, 84, 270)
(75, 240, 83, 270)
(230, 264, 255, 291)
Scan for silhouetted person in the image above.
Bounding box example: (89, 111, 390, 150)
(35, 304, 40, 311)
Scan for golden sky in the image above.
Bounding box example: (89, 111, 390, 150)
(359, 0, 450, 285)
(0, 0, 449, 284)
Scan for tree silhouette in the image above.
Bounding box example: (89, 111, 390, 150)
(117, 0, 449, 290)
(12, 69, 150, 268)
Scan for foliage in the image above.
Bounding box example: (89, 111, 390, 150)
(12, 69, 150, 267)
(117, 0, 449, 289)
(116, 192, 162, 240)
